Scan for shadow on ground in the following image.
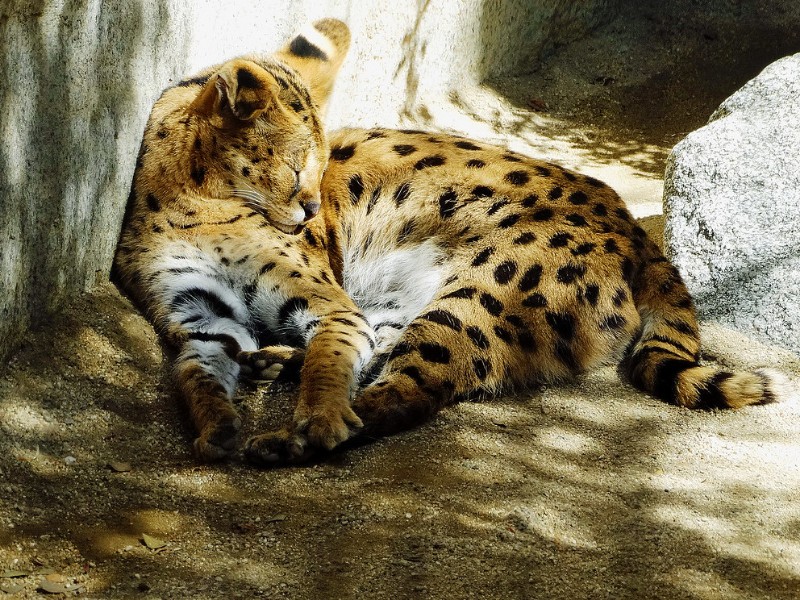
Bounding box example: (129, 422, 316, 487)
(1, 284, 799, 598)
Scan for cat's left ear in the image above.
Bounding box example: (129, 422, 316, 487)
(275, 18, 350, 113)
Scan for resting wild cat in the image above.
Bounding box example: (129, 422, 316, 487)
(114, 19, 785, 464)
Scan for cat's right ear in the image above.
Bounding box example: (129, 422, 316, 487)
(191, 59, 281, 121)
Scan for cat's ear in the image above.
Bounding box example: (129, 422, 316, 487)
(275, 18, 350, 112)
(192, 59, 280, 121)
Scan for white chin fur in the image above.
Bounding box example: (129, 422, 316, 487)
(270, 219, 300, 234)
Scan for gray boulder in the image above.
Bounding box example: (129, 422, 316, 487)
(664, 53, 800, 354)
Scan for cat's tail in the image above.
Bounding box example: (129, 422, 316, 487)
(625, 248, 788, 408)
(277, 18, 351, 112)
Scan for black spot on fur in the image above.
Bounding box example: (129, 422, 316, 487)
(414, 155, 446, 169)
(505, 170, 530, 186)
(592, 203, 608, 216)
(190, 166, 206, 186)
(535, 165, 551, 177)
(397, 219, 416, 244)
(472, 185, 494, 198)
(549, 232, 572, 248)
(522, 293, 547, 308)
(505, 315, 525, 328)
(146, 193, 161, 212)
(236, 68, 262, 89)
(569, 191, 588, 205)
(602, 314, 627, 330)
(330, 145, 356, 161)
(455, 140, 482, 150)
(332, 317, 358, 327)
(513, 232, 536, 245)
(695, 372, 735, 409)
(290, 100, 304, 112)
(557, 262, 587, 284)
(172, 288, 235, 320)
(650, 358, 696, 404)
(585, 176, 606, 187)
(615, 207, 632, 221)
(443, 287, 477, 300)
(401, 366, 426, 386)
(259, 262, 276, 274)
(473, 358, 491, 380)
(466, 326, 490, 350)
(367, 186, 381, 214)
(546, 311, 576, 340)
(494, 261, 518, 285)
(503, 154, 523, 162)
(498, 214, 521, 228)
(289, 35, 328, 60)
(419, 342, 451, 364)
(394, 182, 411, 206)
(522, 194, 538, 208)
(555, 340, 579, 370)
(548, 187, 563, 200)
(604, 239, 620, 253)
(467, 159, 486, 169)
(666, 319, 696, 336)
(480, 293, 504, 316)
(566, 214, 588, 227)
(532, 208, 554, 221)
(518, 265, 543, 292)
(494, 326, 514, 344)
(518, 330, 537, 352)
(612, 288, 627, 307)
(572, 242, 596, 256)
(621, 257, 635, 284)
(304, 228, 317, 247)
(389, 341, 413, 360)
(421, 309, 463, 332)
(393, 144, 417, 156)
(439, 188, 459, 219)
(487, 200, 510, 216)
(366, 130, 387, 140)
(349, 174, 364, 204)
(472, 247, 495, 267)
(584, 284, 600, 306)
(242, 166, 251, 177)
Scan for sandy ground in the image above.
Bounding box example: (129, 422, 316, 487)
(3, 3, 800, 598)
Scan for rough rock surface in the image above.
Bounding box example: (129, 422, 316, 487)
(664, 53, 800, 354)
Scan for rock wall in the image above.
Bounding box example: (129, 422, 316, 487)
(0, 0, 618, 362)
(664, 53, 800, 354)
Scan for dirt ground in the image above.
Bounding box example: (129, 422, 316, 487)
(3, 3, 800, 599)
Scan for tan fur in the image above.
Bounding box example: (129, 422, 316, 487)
(114, 20, 786, 464)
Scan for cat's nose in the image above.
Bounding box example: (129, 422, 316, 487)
(301, 200, 320, 220)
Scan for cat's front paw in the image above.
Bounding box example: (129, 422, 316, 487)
(294, 402, 363, 451)
(243, 428, 312, 466)
(237, 346, 305, 382)
(193, 414, 241, 461)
